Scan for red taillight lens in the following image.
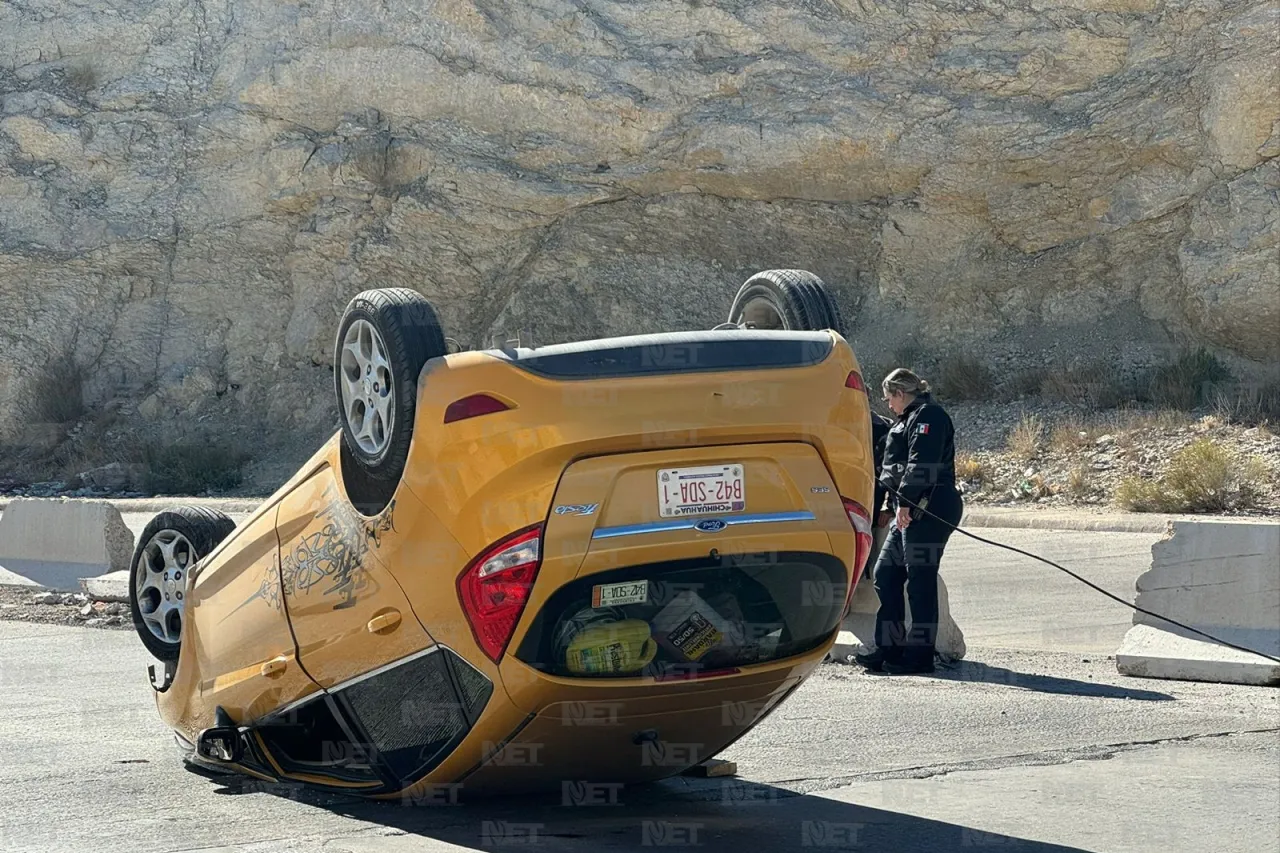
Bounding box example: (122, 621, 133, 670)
(444, 393, 511, 424)
(457, 525, 542, 663)
(841, 497, 874, 603)
(845, 370, 865, 391)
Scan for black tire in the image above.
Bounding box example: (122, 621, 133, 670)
(129, 506, 237, 662)
(793, 273, 847, 339)
(333, 288, 448, 486)
(726, 269, 847, 338)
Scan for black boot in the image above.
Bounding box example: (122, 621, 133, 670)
(883, 651, 935, 675)
(853, 647, 898, 672)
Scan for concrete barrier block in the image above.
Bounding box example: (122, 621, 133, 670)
(80, 570, 131, 603)
(1115, 519, 1280, 687)
(1116, 624, 1279, 686)
(0, 566, 43, 588)
(0, 498, 136, 591)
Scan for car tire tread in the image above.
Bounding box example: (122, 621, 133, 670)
(726, 269, 846, 337)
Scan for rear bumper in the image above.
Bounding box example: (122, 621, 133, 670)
(433, 640, 828, 794)
(190, 634, 830, 801)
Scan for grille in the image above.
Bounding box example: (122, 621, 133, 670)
(337, 648, 471, 783)
(445, 650, 495, 723)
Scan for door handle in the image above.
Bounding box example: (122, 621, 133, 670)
(367, 610, 402, 634)
(261, 655, 288, 677)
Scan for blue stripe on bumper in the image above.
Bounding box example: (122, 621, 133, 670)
(590, 511, 816, 540)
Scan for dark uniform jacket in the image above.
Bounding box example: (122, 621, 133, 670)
(878, 392, 957, 514)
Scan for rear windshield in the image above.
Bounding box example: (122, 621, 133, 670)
(513, 551, 848, 679)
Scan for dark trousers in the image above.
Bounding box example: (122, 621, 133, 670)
(872, 487, 963, 664)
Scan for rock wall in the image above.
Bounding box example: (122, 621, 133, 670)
(1, 0, 1278, 455)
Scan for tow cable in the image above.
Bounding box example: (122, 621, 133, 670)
(879, 485, 1280, 666)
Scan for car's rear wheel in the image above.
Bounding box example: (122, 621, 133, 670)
(725, 269, 847, 338)
(129, 507, 236, 661)
(334, 288, 448, 491)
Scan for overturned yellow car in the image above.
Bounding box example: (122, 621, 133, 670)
(129, 269, 876, 798)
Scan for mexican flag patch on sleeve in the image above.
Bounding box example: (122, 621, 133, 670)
(917, 423, 930, 435)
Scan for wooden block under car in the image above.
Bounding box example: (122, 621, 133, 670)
(681, 758, 738, 778)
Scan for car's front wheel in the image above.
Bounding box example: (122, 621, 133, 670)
(129, 507, 236, 661)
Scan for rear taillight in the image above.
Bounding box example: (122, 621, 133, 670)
(444, 393, 511, 424)
(842, 497, 874, 604)
(845, 370, 866, 391)
(457, 525, 543, 663)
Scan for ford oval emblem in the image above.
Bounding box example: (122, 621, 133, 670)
(695, 519, 727, 533)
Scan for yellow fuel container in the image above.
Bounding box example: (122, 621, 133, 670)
(564, 619, 658, 675)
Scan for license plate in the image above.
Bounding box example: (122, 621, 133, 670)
(592, 580, 650, 608)
(657, 464, 745, 518)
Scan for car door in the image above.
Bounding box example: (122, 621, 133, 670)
(185, 503, 320, 725)
(274, 465, 435, 691)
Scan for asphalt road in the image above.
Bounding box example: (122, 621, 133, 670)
(1, 518, 1278, 852)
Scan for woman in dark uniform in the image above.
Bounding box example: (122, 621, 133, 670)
(855, 368, 963, 675)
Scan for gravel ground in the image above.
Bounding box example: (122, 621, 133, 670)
(0, 586, 132, 630)
(945, 403, 1280, 516)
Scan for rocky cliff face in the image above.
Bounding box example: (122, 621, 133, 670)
(1, 0, 1277, 461)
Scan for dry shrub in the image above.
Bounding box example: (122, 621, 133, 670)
(1150, 409, 1194, 431)
(1066, 464, 1092, 497)
(1050, 418, 1097, 452)
(1212, 382, 1280, 427)
(63, 61, 98, 94)
(1146, 348, 1232, 410)
(1114, 478, 1159, 511)
(1007, 368, 1047, 398)
(1114, 439, 1270, 513)
(1040, 362, 1132, 408)
(939, 354, 995, 401)
(891, 342, 925, 372)
(141, 440, 249, 494)
(1040, 365, 1099, 401)
(48, 411, 144, 481)
(1109, 407, 1192, 446)
(956, 453, 985, 482)
(1007, 413, 1045, 461)
(28, 356, 86, 426)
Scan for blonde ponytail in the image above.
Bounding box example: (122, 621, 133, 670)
(883, 368, 930, 398)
